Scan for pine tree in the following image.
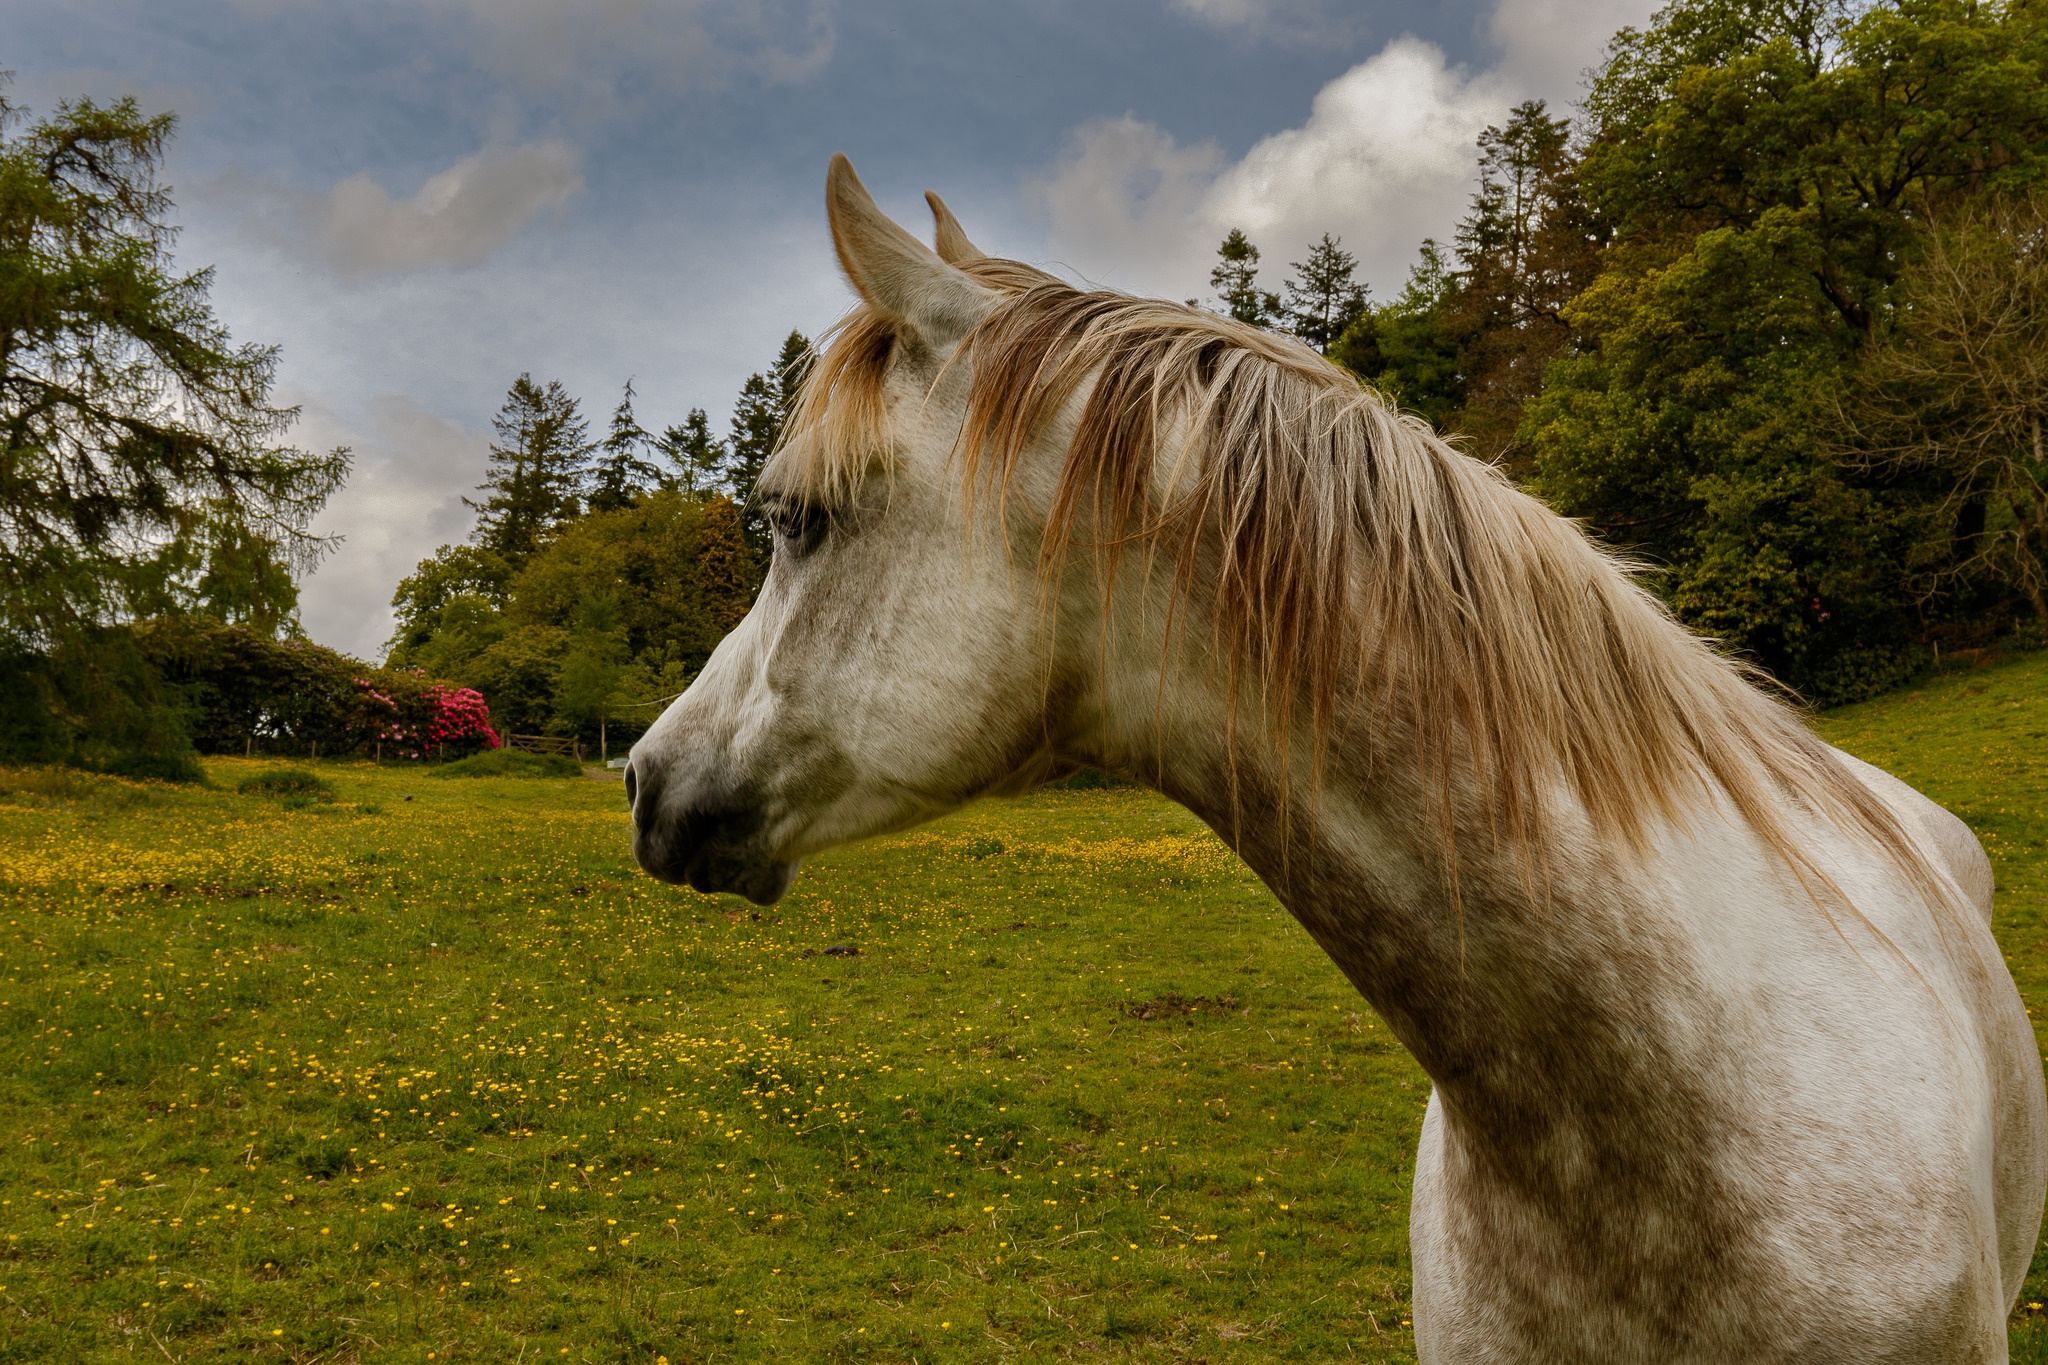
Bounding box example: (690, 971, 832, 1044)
(727, 372, 778, 567)
(1449, 100, 1595, 468)
(726, 331, 813, 567)
(586, 379, 660, 513)
(0, 83, 348, 643)
(1282, 234, 1370, 353)
(466, 374, 592, 566)
(1210, 229, 1279, 327)
(770, 329, 814, 424)
(655, 408, 727, 495)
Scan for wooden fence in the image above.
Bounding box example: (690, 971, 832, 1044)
(505, 733, 579, 758)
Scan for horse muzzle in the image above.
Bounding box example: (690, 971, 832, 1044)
(625, 759, 800, 905)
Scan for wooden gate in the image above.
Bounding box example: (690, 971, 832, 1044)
(505, 733, 578, 758)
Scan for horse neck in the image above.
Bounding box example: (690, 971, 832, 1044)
(1092, 659, 1741, 1159)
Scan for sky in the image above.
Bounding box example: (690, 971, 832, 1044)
(11, 0, 1657, 659)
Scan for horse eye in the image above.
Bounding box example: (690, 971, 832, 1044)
(769, 502, 829, 555)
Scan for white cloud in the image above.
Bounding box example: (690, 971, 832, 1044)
(291, 395, 489, 659)
(1032, 37, 1509, 300)
(1486, 0, 1659, 102)
(1033, 0, 1657, 303)
(247, 141, 583, 278)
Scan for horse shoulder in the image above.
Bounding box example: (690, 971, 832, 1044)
(1831, 746, 1994, 923)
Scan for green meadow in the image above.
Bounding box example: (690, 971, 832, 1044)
(1, 651, 2044, 1363)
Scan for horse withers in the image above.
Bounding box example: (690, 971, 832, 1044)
(625, 156, 2046, 1362)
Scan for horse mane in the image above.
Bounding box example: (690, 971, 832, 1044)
(775, 262, 1948, 910)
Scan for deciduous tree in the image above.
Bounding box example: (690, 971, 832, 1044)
(1834, 192, 2048, 628)
(1528, 0, 2048, 700)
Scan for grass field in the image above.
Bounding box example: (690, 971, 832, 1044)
(0, 650, 2043, 1363)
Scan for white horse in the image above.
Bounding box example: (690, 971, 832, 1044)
(627, 156, 2046, 1361)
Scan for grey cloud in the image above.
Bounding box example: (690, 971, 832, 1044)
(247, 141, 583, 278)
(443, 0, 836, 115)
(1165, 0, 1371, 48)
(291, 395, 489, 659)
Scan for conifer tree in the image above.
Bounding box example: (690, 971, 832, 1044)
(1210, 229, 1279, 327)
(655, 409, 727, 495)
(727, 330, 814, 566)
(770, 329, 814, 424)
(1450, 100, 1595, 467)
(466, 374, 591, 566)
(727, 372, 778, 565)
(0, 83, 347, 643)
(1281, 234, 1370, 353)
(586, 379, 660, 513)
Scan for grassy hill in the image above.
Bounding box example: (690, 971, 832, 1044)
(0, 650, 2040, 1362)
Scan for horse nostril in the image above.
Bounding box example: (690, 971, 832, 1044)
(623, 761, 638, 810)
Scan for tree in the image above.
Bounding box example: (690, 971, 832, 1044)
(1330, 241, 1466, 430)
(1210, 229, 1279, 327)
(728, 372, 778, 566)
(696, 494, 753, 634)
(1281, 234, 1369, 353)
(390, 489, 760, 745)
(586, 378, 660, 513)
(1834, 192, 2048, 628)
(770, 329, 814, 422)
(386, 543, 512, 659)
(1449, 101, 1601, 469)
(1526, 0, 2048, 701)
(466, 374, 591, 565)
(554, 593, 630, 761)
(655, 408, 727, 494)
(0, 83, 348, 645)
(727, 330, 813, 567)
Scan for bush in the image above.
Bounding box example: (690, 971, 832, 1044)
(237, 769, 337, 802)
(131, 618, 500, 760)
(96, 752, 208, 785)
(428, 750, 581, 779)
(1046, 768, 1130, 791)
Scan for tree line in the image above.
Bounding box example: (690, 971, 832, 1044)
(383, 336, 810, 756)
(4, 0, 2044, 776)
(1217, 0, 2048, 703)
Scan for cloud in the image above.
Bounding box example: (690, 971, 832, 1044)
(247, 141, 583, 278)
(1032, 0, 1658, 302)
(291, 395, 489, 659)
(1164, 0, 1371, 48)
(442, 0, 837, 114)
(1031, 37, 1509, 300)
(1486, 0, 1659, 101)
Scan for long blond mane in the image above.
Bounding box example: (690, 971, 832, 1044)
(775, 262, 1945, 908)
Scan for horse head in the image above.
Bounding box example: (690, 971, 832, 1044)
(625, 156, 1088, 903)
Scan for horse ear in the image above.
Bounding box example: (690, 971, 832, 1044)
(924, 191, 986, 264)
(827, 154, 992, 341)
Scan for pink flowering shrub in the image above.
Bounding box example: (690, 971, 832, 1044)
(426, 685, 499, 751)
(353, 674, 498, 758)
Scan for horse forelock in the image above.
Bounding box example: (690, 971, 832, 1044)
(771, 262, 1954, 920)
